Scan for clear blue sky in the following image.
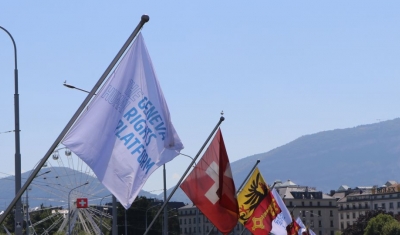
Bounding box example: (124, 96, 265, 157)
(0, 1, 399, 195)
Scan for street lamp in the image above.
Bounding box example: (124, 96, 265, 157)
(180, 153, 195, 163)
(146, 203, 161, 230)
(99, 194, 112, 235)
(63, 81, 90, 93)
(68, 181, 89, 235)
(25, 170, 51, 235)
(0, 25, 22, 235)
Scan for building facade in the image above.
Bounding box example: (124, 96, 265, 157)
(335, 181, 400, 230)
(275, 180, 339, 235)
(178, 204, 250, 235)
(177, 180, 340, 235)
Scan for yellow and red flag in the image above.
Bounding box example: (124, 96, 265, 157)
(244, 189, 281, 234)
(286, 218, 301, 235)
(237, 167, 267, 224)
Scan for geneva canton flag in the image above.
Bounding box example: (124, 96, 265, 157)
(62, 33, 183, 209)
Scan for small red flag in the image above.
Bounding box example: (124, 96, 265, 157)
(287, 219, 301, 235)
(76, 198, 88, 208)
(244, 190, 281, 235)
(180, 128, 238, 234)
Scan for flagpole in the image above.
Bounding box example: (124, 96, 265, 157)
(236, 159, 261, 193)
(0, 14, 150, 225)
(143, 116, 225, 235)
(238, 181, 279, 235)
(207, 159, 261, 235)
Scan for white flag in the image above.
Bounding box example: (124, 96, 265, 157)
(62, 33, 183, 209)
(296, 217, 316, 235)
(296, 216, 306, 229)
(270, 188, 292, 235)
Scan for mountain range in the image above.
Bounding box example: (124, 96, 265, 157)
(1, 118, 399, 209)
(160, 118, 400, 203)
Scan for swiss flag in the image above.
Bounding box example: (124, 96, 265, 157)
(76, 198, 88, 208)
(180, 128, 238, 234)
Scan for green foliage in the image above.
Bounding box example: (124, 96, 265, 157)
(382, 220, 400, 235)
(342, 210, 393, 235)
(364, 214, 400, 235)
(116, 196, 180, 235)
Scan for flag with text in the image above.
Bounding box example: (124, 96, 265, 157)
(271, 188, 292, 235)
(62, 33, 183, 209)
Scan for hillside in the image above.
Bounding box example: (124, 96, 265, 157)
(160, 118, 400, 202)
(231, 118, 400, 193)
(0, 167, 159, 211)
(2, 118, 400, 208)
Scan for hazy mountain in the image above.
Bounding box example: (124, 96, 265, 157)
(159, 118, 400, 203)
(0, 167, 158, 211)
(2, 118, 400, 208)
(231, 118, 400, 193)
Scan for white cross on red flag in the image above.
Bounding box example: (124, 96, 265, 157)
(76, 198, 88, 208)
(180, 128, 238, 234)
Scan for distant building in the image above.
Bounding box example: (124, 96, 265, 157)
(333, 180, 400, 231)
(275, 180, 339, 235)
(178, 204, 250, 235)
(178, 179, 339, 235)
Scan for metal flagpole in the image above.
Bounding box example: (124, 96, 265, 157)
(112, 196, 118, 235)
(238, 179, 278, 235)
(0, 14, 150, 225)
(206, 159, 261, 235)
(237, 160, 261, 193)
(143, 116, 225, 235)
(163, 164, 168, 235)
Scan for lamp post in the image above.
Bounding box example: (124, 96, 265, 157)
(68, 181, 89, 235)
(0, 25, 22, 235)
(25, 170, 51, 235)
(63, 81, 90, 93)
(163, 164, 167, 235)
(146, 203, 161, 230)
(99, 194, 112, 235)
(124, 209, 127, 235)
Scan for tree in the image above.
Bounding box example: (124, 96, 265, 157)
(342, 210, 388, 235)
(365, 214, 400, 235)
(116, 196, 181, 235)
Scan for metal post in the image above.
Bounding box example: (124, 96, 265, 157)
(163, 164, 168, 235)
(25, 170, 50, 235)
(0, 25, 22, 235)
(68, 182, 88, 235)
(146, 204, 161, 229)
(112, 196, 117, 235)
(0, 15, 150, 226)
(99, 194, 112, 235)
(25, 187, 29, 235)
(144, 116, 225, 235)
(124, 209, 127, 235)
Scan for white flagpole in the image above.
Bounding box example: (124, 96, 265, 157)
(143, 116, 225, 235)
(0, 15, 150, 225)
